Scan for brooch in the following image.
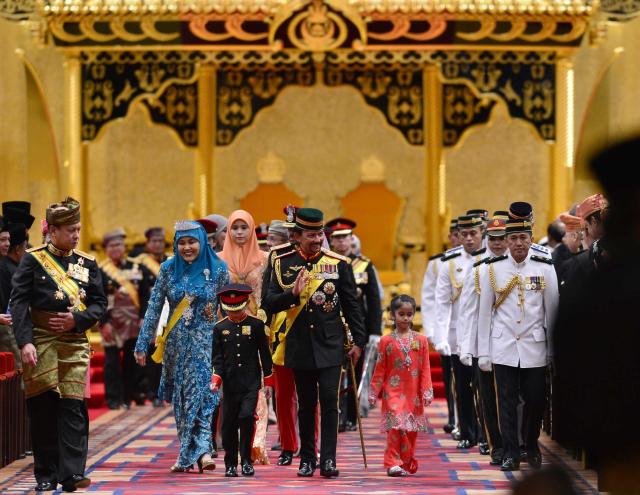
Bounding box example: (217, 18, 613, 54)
(311, 291, 326, 305)
(222, 329, 230, 335)
(203, 302, 215, 322)
(323, 282, 336, 295)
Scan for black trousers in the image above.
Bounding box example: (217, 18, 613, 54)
(475, 360, 502, 453)
(340, 355, 363, 425)
(452, 354, 478, 443)
(103, 346, 123, 407)
(145, 344, 163, 400)
(222, 388, 258, 467)
(294, 365, 342, 465)
(104, 339, 145, 407)
(440, 355, 456, 425)
(27, 391, 88, 484)
(494, 364, 546, 460)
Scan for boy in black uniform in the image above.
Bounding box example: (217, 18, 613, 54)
(211, 284, 273, 477)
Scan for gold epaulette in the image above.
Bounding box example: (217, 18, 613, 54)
(74, 249, 96, 261)
(274, 249, 296, 261)
(270, 242, 291, 252)
(26, 244, 46, 253)
(321, 247, 349, 262)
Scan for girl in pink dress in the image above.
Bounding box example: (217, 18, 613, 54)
(369, 295, 433, 477)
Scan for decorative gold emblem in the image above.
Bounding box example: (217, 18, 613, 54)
(203, 302, 215, 322)
(79, 288, 87, 301)
(242, 325, 252, 336)
(55, 289, 65, 300)
(222, 329, 230, 335)
(323, 282, 336, 295)
(312, 291, 327, 305)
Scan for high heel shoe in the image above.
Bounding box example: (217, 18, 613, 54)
(197, 453, 216, 473)
(169, 464, 193, 473)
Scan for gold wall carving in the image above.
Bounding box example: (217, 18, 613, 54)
(256, 151, 286, 183)
(360, 155, 385, 183)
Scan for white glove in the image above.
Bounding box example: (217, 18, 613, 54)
(460, 353, 473, 367)
(478, 356, 492, 372)
(435, 342, 451, 356)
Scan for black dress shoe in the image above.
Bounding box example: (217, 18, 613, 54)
(519, 446, 527, 461)
(320, 459, 339, 478)
(456, 439, 475, 449)
(500, 457, 520, 471)
(490, 448, 504, 466)
(479, 442, 490, 455)
(61, 475, 91, 492)
(338, 423, 346, 433)
(35, 481, 57, 492)
(452, 429, 462, 441)
(297, 460, 315, 477)
(443, 423, 455, 434)
(277, 451, 294, 466)
(241, 461, 254, 476)
(225, 466, 238, 477)
(344, 422, 357, 432)
(152, 398, 164, 408)
(527, 451, 542, 470)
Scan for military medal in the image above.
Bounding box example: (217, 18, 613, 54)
(67, 262, 89, 283)
(79, 288, 87, 300)
(323, 282, 336, 295)
(312, 291, 326, 305)
(55, 289, 64, 300)
(242, 326, 251, 336)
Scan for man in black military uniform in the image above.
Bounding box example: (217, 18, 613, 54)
(265, 208, 366, 478)
(99, 228, 146, 409)
(211, 284, 273, 477)
(10, 197, 107, 493)
(325, 218, 382, 432)
(135, 227, 170, 407)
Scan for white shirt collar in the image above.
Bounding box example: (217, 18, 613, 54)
(507, 250, 531, 268)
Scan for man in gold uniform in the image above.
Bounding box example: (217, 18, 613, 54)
(10, 197, 107, 493)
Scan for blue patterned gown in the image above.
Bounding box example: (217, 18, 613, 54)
(135, 262, 229, 467)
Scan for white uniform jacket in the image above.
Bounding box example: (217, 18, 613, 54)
(477, 251, 559, 368)
(434, 246, 479, 354)
(420, 253, 443, 341)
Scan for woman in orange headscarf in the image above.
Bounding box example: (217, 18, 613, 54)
(218, 210, 271, 464)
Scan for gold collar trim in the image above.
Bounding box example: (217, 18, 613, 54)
(47, 243, 73, 257)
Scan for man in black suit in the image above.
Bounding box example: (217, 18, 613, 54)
(265, 208, 366, 478)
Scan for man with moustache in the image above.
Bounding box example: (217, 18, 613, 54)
(265, 208, 365, 478)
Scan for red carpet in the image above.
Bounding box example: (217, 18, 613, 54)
(0, 398, 599, 494)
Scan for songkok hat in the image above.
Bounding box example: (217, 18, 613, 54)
(590, 137, 640, 200)
(505, 218, 533, 235)
(256, 224, 268, 246)
(509, 201, 533, 221)
(576, 194, 608, 220)
(7, 223, 27, 247)
(144, 227, 165, 240)
(449, 219, 459, 232)
(205, 214, 227, 236)
(466, 209, 489, 221)
(559, 212, 584, 233)
(295, 208, 324, 231)
(218, 283, 252, 312)
(486, 218, 506, 237)
(0, 216, 6, 233)
(46, 197, 80, 226)
(197, 218, 219, 236)
(457, 214, 483, 229)
(268, 220, 289, 237)
(102, 227, 126, 246)
(325, 218, 356, 237)
(2, 201, 35, 229)
(492, 210, 510, 221)
(283, 205, 299, 228)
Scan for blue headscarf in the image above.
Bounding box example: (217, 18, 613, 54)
(169, 221, 227, 288)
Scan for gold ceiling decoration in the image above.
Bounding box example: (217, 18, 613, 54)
(348, 0, 594, 15)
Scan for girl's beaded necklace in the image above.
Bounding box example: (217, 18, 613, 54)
(392, 329, 414, 369)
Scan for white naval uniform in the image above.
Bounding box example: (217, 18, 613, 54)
(420, 254, 443, 341)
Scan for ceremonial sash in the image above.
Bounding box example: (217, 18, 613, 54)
(30, 250, 87, 311)
(272, 255, 341, 365)
(151, 296, 191, 364)
(100, 259, 140, 309)
(351, 257, 369, 285)
(138, 254, 161, 278)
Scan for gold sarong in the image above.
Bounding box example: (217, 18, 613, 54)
(22, 327, 90, 399)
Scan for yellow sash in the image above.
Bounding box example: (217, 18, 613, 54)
(30, 249, 87, 311)
(138, 253, 162, 278)
(100, 258, 141, 309)
(151, 296, 191, 364)
(351, 257, 369, 285)
(271, 255, 340, 365)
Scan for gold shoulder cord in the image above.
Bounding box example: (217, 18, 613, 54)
(274, 258, 295, 290)
(489, 264, 525, 319)
(473, 254, 482, 295)
(449, 260, 463, 303)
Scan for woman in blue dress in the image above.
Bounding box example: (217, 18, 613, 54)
(134, 221, 229, 472)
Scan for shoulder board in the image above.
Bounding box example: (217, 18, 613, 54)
(473, 256, 489, 267)
(531, 255, 554, 265)
(270, 242, 291, 252)
(245, 315, 262, 324)
(26, 244, 47, 253)
(74, 249, 96, 261)
(273, 249, 296, 261)
(471, 247, 487, 256)
(321, 247, 349, 262)
(442, 251, 461, 262)
(486, 255, 508, 265)
(531, 243, 550, 255)
(445, 245, 463, 255)
(428, 252, 444, 261)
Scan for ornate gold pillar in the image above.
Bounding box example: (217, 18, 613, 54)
(549, 57, 575, 222)
(424, 64, 444, 255)
(194, 64, 216, 217)
(63, 52, 89, 249)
